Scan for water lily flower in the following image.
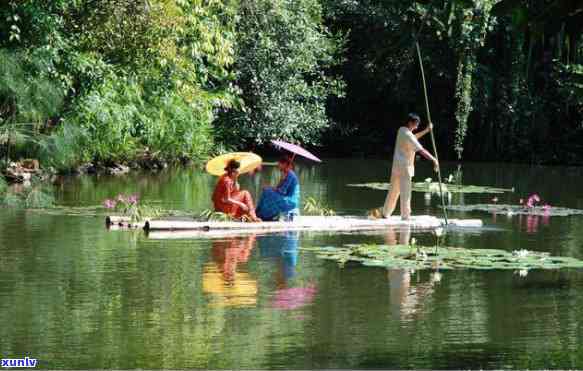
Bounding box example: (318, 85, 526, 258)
(425, 177, 432, 183)
(492, 197, 499, 203)
(431, 271, 442, 283)
(513, 249, 530, 258)
(514, 269, 528, 278)
(526, 194, 541, 208)
(519, 198, 524, 205)
(542, 204, 551, 211)
(434, 227, 444, 237)
(103, 199, 116, 209)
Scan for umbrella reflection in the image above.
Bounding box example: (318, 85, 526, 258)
(272, 285, 317, 311)
(202, 235, 258, 307)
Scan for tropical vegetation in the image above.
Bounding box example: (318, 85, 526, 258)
(0, 0, 581, 176)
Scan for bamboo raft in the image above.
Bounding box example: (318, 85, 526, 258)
(105, 215, 483, 238)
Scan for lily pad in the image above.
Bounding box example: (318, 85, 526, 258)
(302, 244, 583, 270)
(26, 205, 193, 218)
(447, 204, 583, 217)
(347, 182, 512, 194)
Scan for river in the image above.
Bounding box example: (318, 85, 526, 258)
(1, 159, 583, 369)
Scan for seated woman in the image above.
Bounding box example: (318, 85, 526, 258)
(212, 160, 261, 222)
(256, 156, 300, 221)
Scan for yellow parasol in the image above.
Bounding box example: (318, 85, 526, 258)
(205, 152, 262, 176)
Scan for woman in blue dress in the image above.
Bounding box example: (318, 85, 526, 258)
(256, 156, 300, 221)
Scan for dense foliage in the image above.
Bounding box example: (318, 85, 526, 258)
(0, 0, 238, 171)
(323, 0, 583, 163)
(217, 0, 344, 146)
(0, 0, 582, 171)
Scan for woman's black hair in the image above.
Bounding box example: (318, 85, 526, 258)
(407, 113, 421, 125)
(278, 155, 294, 168)
(225, 159, 241, 172)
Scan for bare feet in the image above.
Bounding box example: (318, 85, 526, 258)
(368, 208, 383, 219)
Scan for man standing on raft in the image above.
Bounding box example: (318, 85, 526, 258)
(383, 113, 439, 220)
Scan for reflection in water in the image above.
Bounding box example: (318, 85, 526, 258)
(202, 232, 317, 310)
(258, 232, 318, 310)
(258, 232, 300, 283)
(272, 285, 317, 311)
(3, 161, 583, 368)
(202, 235, 258, 307)
(384, 226, 438, 320)
(515, 213, 551, 234)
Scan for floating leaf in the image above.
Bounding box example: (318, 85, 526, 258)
(347, 182, 512, 194)
(303, 244, 583, 270)
(447, 204, 583, 216)
(26, 205, 193, 218)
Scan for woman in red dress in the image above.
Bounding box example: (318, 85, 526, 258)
(212, 160, 261, 222)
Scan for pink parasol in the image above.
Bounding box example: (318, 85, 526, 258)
(271, 140, 322, 162)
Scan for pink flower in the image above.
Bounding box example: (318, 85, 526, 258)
(103, 199, 117, 209)
(542, 204, 551, 211)
(127, 194, 139, 205)
(526, 194, 541, 208)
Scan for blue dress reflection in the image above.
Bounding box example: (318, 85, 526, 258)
(258, 232, 299, 281)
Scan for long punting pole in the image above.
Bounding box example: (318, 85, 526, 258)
(415, 41, 448, 225)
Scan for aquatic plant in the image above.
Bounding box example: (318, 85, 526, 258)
(347, 182, 513, 194)
(0, 182, 55, 209)
(21, 186, 56, 208)
(526, 193, 541, 208)
(302, 244, 583, 271)
(447, 204, 583, 217)
(303, 197, 336, 216)
(103, 194, 162, 222)
(198, 209, 236, 222)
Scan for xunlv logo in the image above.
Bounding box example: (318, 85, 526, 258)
(1, 358, 38, 368)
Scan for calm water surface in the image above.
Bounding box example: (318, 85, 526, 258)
(1, 159, 583, 369)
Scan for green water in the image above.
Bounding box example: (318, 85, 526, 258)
(2, 159, 583, 369)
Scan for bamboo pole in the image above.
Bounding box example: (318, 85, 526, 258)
(415, 42, 449, 225)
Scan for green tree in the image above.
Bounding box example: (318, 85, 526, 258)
(218, 0, 344, 146)
(0, 0, 238, 171)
